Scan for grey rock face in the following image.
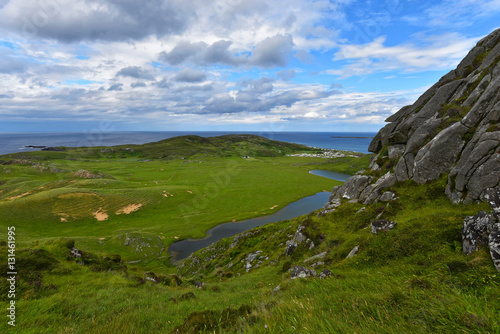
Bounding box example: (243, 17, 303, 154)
(379, 191, 395, 202)
(462, 211, 493, 255)
(359, 28, 500, 203)
(388, 144, 405, 159)
(336, 175, 373, 200)
(371, 220, 397, 234)
(291, 266, 317, 279)
(447, 131, 500, 203)
(413, 122, 468, 184)
(394, 153, 415, 182)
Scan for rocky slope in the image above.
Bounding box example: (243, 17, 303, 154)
(323, 28, 500, 210)
(322, 28, 500, 272)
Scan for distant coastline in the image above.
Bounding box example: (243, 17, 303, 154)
(0, 131, 376, 155)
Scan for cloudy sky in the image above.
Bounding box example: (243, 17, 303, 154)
(0, 0, 499, 133)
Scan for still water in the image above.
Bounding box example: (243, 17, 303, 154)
(168, 170, 350, 261)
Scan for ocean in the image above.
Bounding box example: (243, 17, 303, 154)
(0, 131, 376, 156)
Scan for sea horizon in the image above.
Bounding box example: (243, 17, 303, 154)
(0, 131, 376, 156)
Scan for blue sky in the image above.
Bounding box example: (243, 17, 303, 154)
(0, 0, 499, 133)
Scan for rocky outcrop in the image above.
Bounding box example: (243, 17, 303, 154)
(462, 211, 493, 255)
(244, 251, 266, 272)
(284, 225, 307, 255)
(322, 28, 500, 212)
(461, 187, 500, 272)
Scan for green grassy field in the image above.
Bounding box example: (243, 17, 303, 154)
(0, 135, 366, 265)
(2, 134, 497, 333)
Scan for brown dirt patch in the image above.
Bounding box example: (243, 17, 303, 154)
(6, 192, 30, 200)
(93, 208, 108, 221)
(116, 203, 143, 215)
(58, 213, 69, 222)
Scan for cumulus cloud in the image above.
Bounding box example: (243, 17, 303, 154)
(108, 83, 123, 91)
(240, 77, 275, 94)
(155, 78, 170, 89)
(159, 34, 294, 68)
(50, 88, 87, 101)
(158, 40, 240, 66)
(131, 82, 147, 88)
(329, 34, 478, 78)
(0, 0, 194, 42)
(116, 66, 155, 81)
(174, 68, 206, 82)
(249, 34, 294, 68)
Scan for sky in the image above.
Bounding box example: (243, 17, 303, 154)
(0, 0, 499, 133)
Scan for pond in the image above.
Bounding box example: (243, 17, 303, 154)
(168, 170, 351, 261)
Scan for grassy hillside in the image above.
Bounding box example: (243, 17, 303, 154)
(0, 134, 325, 161)
(1, 175, 499, 333)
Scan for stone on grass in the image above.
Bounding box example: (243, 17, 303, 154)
(346, 245, 359, 259)
(371, 220, 397, 234)
(290, 266, 316, 279)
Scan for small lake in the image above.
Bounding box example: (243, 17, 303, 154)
(168, 170, 351, 261)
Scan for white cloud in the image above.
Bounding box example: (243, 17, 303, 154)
(0, 0, 496, 131)
(328, 33, 478, 78)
